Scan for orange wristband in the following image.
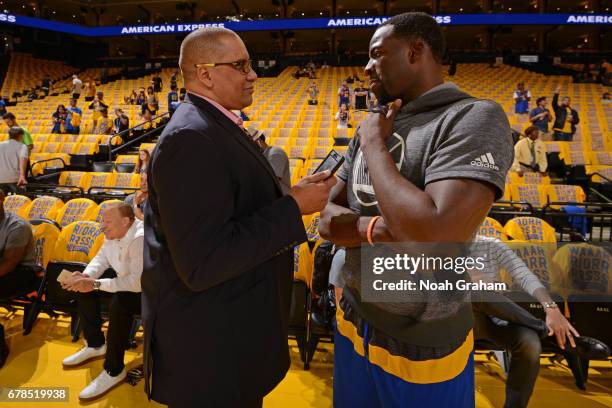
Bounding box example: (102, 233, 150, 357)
(367, 216, 381, 246)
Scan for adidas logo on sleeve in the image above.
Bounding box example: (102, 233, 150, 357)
(471, 153, 500, 170)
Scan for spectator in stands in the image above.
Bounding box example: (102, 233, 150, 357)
(469, 235, 585, 408)
(337, 81, 351, 107)
(113, 109, 130, 136)
(249, 127, 291, 194)
(513, 82, 531, 114)
(512, 126, 547, 176)
(84, 80, 97, 102)
(143, 26, 334, 406)
(2, 113, 33, 153)
(89, 92, 109, 130)
(552, 85, 579, 141)
(0, 127, 29, 192)
(0, 97, 6, 117)
(65, 99, 82, 135)
(134, 149, 150, 175)
(602, 91, 611, 105)
(334, 103, 351, 129)
(170, 70, 178, 88)
(127, 90, 137, 105)
(61, 203, 143, 401)
(41, 74, 52, 96)
(135, 88, 146, 105)
(124, 172, 148, 221)
(353, 80, 369, 110)
(0, 188, 37, 368)
(72, 74, 83, 100)
(529, 96, 552, 138)
(167, 84, 179, 115)
(142, 96, 159, 117)
(146, 86, 157, 103)
(93, 108, 111, 135)
(153, 74, 163, 93)
(51, 104, 68, 134)
(307, 81, 318, 105)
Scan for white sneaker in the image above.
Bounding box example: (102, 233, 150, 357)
(62, 344, 106, 367)
(79, 368, 126, 401)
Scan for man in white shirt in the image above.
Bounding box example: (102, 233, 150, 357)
(0, 127, 28, 193)
(512, 126, 547, 176)
(72, 75, 83, 100)
(61, 203, 143, 401)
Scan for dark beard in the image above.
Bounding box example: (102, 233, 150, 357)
(377, 85, 394, 105)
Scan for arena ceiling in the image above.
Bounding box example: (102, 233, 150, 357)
(1, 0, 607, 26)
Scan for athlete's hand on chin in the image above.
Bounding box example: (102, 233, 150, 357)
(359, 99, 402, 149)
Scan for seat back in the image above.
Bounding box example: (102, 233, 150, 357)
(93, 199, 123, 223)
(51, 220, 105, 264)
(478, 217, 507, 241)
(504, 217, 557, 243)
(55, 198, 98, 229)
(545, 185, 586, 209)
(552, 243, 612, 295)
(92, 162, 115, 173)
(3, 195, 31, 218)
(503, 240, 561, 293)
(26, 196, 64, 222)
(32, 223, 60, 269)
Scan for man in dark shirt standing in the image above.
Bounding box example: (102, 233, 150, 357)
(319, 13, 512, 407)
(152, 74, 163, 94)
(0, 189, 37, 368)
(529, 96, 552, 140)
(552, 86, 580, 141)
(353, 80, 370, 110)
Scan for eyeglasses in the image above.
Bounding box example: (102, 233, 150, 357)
(195, 59, 253, 75)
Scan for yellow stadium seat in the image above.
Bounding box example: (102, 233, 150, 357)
(51, 221, 105, 264)
(477, 217, 507, 241)
(511, 184, 547, 208)
(25, 196, 64, 221)
(92, 199, 124, 223)
(502, 240, 563, 294)
(508, 172, 551, 185)
(81, 172, 115, 194)
(139, 143, 156, 154)
(55, 198, 98, 229)
(545, 185, 586, 209)
(293, 243, 314, 286)
(552, 243, 612, 295)
(504, 217, 557, 243)
(32, 223, 61, 269)
(3, 194, 31, 218)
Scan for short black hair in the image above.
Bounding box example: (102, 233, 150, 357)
(8, 126, 24, 140)
(536, 96, 547, 105)
(2, 112, 15, 121)
(381, 12, 446, 63)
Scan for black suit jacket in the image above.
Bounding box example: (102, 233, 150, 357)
(142, 93, 307, 406)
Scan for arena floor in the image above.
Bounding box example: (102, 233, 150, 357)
(0, 310, 610, 407)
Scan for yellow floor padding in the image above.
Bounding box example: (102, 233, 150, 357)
(0, 310, 610, 407)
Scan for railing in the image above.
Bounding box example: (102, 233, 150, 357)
(28, 158, 68, 179)
(107, 111, 170, 161)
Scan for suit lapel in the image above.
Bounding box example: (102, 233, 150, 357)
(185, 94, 284, 195)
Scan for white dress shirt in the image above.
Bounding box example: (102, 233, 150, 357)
(83, 219, 144, 293)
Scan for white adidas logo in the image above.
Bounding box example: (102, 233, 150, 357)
(471, 153, 500, 170)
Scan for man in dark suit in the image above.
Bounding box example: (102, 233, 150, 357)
(142, 27, 336, 407)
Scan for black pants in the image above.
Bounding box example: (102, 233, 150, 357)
(472, 291, 548, 408)
(76, 290, 141, 376)
(0, 183, 17, 194)
(0, 266, 37, 335)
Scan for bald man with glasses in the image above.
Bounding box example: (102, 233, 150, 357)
(142, 27, 335, 407)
